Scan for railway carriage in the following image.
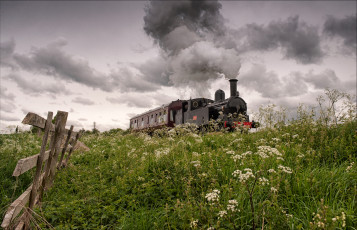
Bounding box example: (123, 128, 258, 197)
(130, 79, 253, 131)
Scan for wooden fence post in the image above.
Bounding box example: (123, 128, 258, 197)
(28, 112, 53, 210)
(63, 132, 81, 166)
(39, 111, 68, 198)
(57, 125, 73, 169)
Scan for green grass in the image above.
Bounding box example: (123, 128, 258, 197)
(0, 132, 42, 217)
(1, 121, 356, 229)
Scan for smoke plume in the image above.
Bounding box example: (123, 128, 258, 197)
(143, 0, 241, 97)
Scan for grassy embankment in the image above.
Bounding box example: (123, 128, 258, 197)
(2, 119, 356, 229)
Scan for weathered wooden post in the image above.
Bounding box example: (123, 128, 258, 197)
(63, 131, 81, 166)
(39, 111, 68, 199)
(28, 112, 53, 210)
(58, 125, 73, 168)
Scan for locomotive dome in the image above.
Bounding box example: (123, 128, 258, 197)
(214, 89, 225, 102)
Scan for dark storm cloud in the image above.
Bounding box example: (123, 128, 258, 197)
(3, 39, 160, 93)
(12, 39, 115, 91)
(238, 16, 325, 64)
(143, 0, 225, 54)
(143, 0, 241, 96)
(0, 39, 17, 69)
(323, 15, 357, 50)
(72, 97, 95, 105)
(136, 56, 172, 87)
(5, 73, 71, 96)
(0, 86, 15, 101)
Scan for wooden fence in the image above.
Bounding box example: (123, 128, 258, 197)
(1, 111, 87, 229)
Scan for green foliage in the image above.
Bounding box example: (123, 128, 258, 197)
(1, 95, 356, 229)
(0, 133, 42, 217)
(20, 120, 355, 229)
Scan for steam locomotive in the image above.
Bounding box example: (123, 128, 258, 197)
(129, 79, 252, 131)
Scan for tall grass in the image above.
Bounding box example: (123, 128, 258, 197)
(25, 120, 356, 229)
(0, 132, 42, 217)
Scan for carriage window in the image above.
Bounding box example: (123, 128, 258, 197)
(170, 110, 174, 122)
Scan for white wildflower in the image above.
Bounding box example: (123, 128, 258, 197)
(258, 177, 269, 186)
(346, 162, 354, 171)
(268, 168, 276, 173)
(271, 187, 278, 193)
(226, 150, 235, 155)
(218, 210, 227, 219)
(278, 165, 293, 174)
(242, 151, 252, 157)
(205, 189, 220, 203)
(282, 133, 290, 138)
(239, 169, 255, 183)
(231, 154, 242, 162)
(232, 170, 242, 177)
(227, 199, 239, 212)
(190, 219, 198, 228)
(191, 161, 201, 168)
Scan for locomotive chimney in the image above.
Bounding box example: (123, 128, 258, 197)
(229, 79, 238, 97)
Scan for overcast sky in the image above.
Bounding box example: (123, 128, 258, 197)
(0, 1, 356, 132)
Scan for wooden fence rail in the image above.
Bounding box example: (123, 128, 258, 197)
(1, 110, 88, 229)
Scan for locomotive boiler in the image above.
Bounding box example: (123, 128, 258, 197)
(129, 79, 252, 131)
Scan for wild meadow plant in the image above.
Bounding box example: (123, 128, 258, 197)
(23, 113, 354, 229)
(1, 90, 356, 229)
(0, 131, 42, 218)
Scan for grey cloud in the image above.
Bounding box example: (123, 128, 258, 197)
(323, 15, 356, 49)
(72, 97, 95, 105)
(107, 95, 153, 108)
(136, 56, 172, 87)
(110, 66, 160, 92)
(0, 101, 17, 113)
(240, 64, 308, 98)
(0, 112, 20, 122)
(240, 64, 351, 99)
(239, 16, 325, 64)
(302, 69, 341, 90)
(239, 64, 284, 98)
(169, 41, 241, 97)
(142, 0, 240, 97)
(12, 39, 114, 91)
(4, 39, 156, 93)
(6, 74, 71, 96)
(0, 39, 17, 69)
(107, 92, 177, 109)
(79, 118, 87, 121)
(66, 120, 83, 129)
(0, 86, 16, 101)
(143, 0, 225, 53)
(127, 113, 137, 119)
